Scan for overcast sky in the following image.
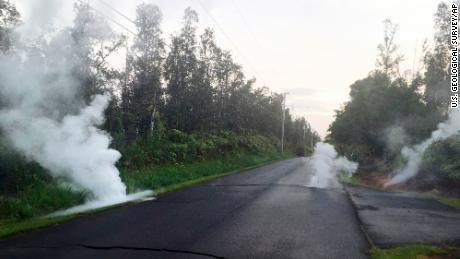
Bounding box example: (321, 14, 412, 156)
(16, 0, 442, 137)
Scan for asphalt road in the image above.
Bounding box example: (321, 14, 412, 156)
(347, 185, 460, 247)
(0, 158, 370, 259)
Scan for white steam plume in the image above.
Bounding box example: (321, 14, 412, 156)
(385, 109, 460, 186)
(0, 16, 130, 208)
(307, 142, 358, 188)
(0, 47, 128, 203)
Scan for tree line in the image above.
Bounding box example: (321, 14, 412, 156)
(0, 1, 320, 162)
(328, 2, 459, 190)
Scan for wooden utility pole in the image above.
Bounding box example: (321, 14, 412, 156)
(303, 122, 306, 143)
(281, 93, 287, 154)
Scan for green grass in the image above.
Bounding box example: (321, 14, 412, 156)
(338, 171, 361, 186)
(121, 152, 290, 193)
(437, 196, 460, 208)
(370, 245, 460, 259)
(0, 202, 127, 238)
(0, 152, 291, 239)
(0, 180, 87, 220)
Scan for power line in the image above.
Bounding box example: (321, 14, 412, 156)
(89, 0, 175, 49)
(230, 0, 263, 50)
(86, 0, 269, 88)
(79, 0, 306, 132)
(97, 0, 136, 25)
(76, 0, 136, 36)
(230, 0, 283, 84)
(195, 0, 267, 86)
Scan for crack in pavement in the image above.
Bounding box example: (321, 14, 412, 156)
(210, 183, 307, 188)
(10, 244, 226, 259)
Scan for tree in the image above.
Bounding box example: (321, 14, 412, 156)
(424, 2, 451, 112)
(375, 19, 404, 79)
(190, 28, 217, 130)
(328, 71, 430, 163)
(70, 3, 124, 104)
(0, 0, 20, 110)
(0, 0, 20, 53)
(128, 3, 165, 140)
(164, 7, 199, 131)
(214, 49, 245, 130)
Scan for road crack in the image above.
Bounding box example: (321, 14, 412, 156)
(13, 244, 226, 259)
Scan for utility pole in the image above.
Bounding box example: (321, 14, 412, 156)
(303, 122, 306, 143)
(281, 93, 287, 154)
(310, 130, 314, 149)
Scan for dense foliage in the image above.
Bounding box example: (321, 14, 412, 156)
(328, 2, 458, 187)
(422, 135, 460, 187)
(0, 1, 319, 220)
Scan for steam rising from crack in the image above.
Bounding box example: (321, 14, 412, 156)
(307, 142, 358, 188)
(385, 109, 460, 186)
(0, 2, 153, 214)
(0, 48, 132, 206)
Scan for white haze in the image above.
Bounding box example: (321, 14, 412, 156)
(48, 190, 155, 217)
(0, 1, 152, 213)
(0, 48, 128, 202)
(385, 108, 460, 186)
(307, 142, 358, 188)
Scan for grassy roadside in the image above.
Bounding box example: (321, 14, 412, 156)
(436, 196, 460, 209)
(338, 172, 362, 186)
(370, 245, 460, 259)
(0, 152, 291, 239)
(121, 152, 291, 194)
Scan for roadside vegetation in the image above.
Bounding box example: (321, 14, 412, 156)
(370, 245, 460, 259)
(0, 147, 291, 238)
(328, 2, 460, 197)
(435, 196, 460, 209)
(0, 129, 300, 228)
(0, 0, 318, 231)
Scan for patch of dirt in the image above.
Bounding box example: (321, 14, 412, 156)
(352, 170, 460, 198)
(353, 170, 390, 188)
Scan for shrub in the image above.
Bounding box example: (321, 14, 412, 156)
(422, 135, 460, 181)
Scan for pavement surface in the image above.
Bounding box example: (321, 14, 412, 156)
(346, 186, 460, 247)
(0, 158, 370, 259)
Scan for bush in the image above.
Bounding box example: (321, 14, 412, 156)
(0, 130, 284, 221)
(422, 135, 460, 182)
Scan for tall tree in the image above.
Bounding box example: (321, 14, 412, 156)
(424, 2, 451, 111)
(191, 28, 217, 130)
(214, 49, 245, 129)
(70, 3, 123, 104)
(129, 3, 165, 139)
(164, 7, 199, 131)
(0, 0, 20, 53)
(375, 19, 404, 79)
(0, 0, 20, 110)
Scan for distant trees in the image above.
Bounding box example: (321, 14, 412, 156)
(424, 2, 451, 112)
(0, 1, 319, 169)
(328, 3, 454, 183)
(53, 4, 316, 152)
(329, 2, 453, 176)
(112, 6, 317, 150)
(0, 0, 20, 53)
